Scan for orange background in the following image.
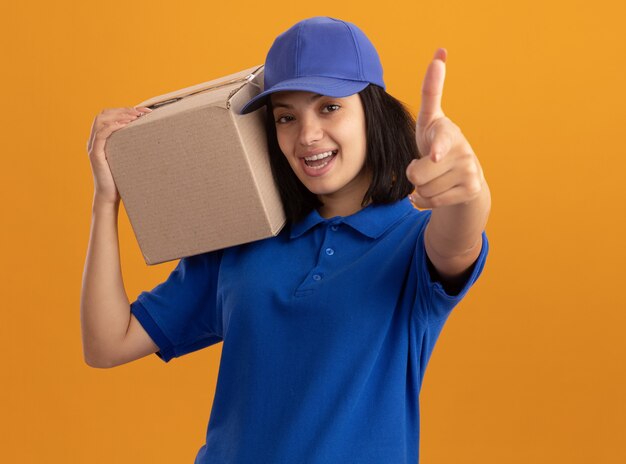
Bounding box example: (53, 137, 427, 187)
(2, 0, 625, 462)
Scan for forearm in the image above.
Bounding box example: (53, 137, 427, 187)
(427, 180, 491, 259)
(80, 196, 131, 367)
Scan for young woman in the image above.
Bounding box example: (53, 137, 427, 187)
(82, 16, 490, 464)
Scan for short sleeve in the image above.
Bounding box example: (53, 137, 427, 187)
(413, 211, 490, 322)
(130, 250, 224, 363)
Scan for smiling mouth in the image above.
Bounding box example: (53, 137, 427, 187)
(303, 150, 338, 169)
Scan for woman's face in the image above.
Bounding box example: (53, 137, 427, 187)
(270, 90, 370, 203)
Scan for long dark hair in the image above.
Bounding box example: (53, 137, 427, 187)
(264, 84, 419, 223)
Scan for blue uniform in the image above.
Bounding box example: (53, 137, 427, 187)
(130, 198, 489, 463)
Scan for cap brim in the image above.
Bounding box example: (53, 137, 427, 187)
(238, 77, 370, 115)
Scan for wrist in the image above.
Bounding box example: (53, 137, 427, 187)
(92, 195, 120, 215)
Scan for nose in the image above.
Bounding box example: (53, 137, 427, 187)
(298, 113, 323, 146)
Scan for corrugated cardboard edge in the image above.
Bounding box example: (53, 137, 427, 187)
(135, 65, 264, 111)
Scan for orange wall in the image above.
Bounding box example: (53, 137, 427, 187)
(1, 1, 625, 462)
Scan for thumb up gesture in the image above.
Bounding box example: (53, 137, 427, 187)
(406, 49, 486, 209)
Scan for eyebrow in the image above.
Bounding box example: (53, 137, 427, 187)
(272, 93, 324, 109)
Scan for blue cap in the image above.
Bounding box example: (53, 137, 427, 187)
(239, 16, 385, 115)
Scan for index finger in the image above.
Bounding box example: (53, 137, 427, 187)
(417, 48, 447, 128)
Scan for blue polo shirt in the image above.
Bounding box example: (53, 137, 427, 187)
(130, 198, 489, 464)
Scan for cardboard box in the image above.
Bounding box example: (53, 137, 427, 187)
(105, 64, 286, 265)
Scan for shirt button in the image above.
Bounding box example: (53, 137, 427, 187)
(312, 274, 322, 281)
(325, 248, 335, 256)
(331, 225, 339, 231)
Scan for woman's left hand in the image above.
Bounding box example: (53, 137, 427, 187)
(406, 48, 486, 209)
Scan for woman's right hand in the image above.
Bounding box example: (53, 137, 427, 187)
(86, 106, 153, 205)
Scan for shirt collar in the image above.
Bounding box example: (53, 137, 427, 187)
(289, 198, 415, 239)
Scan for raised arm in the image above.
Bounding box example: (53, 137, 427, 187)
(405, 49, 491, 292)
(81, 107, 159, 368)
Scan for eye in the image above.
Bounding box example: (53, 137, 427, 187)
(322, 104, 340, 113)
(274, 103, 340, 125)
(275, 114, 294, 124)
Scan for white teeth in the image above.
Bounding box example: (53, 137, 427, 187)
(304, 150, 336, 161)
(308, 158, 333, 170)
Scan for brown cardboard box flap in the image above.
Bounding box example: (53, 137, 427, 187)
(136, 64, 264, 111)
